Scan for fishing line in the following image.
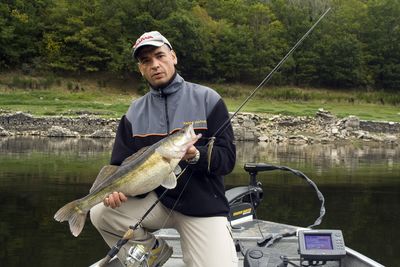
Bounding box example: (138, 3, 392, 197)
(205, 7, 331, 181)
(159, 167, 193, 230)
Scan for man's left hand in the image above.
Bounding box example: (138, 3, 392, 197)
(182, 145, 198, 161)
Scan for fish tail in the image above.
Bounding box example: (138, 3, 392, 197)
(54, 200, 87, 237)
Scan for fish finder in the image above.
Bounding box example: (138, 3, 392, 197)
(298, 229, 346, 261)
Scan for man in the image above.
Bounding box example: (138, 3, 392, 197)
(90, 31, 237, 267)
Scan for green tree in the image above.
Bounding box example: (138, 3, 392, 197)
(269, 0, 326, 86)
(314, 0, 369, 88)
(361, 0, 400, 89)
(43, 0, 114, 72)
(246, 3, 287, 83)
(162, 8, 211, 81)
(0, 0, 50, 70)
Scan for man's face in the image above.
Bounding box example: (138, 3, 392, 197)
(137, 45, 177, 88)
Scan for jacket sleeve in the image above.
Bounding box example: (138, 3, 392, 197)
(190, 98, 236, 176)
(110, 115, 136, 166)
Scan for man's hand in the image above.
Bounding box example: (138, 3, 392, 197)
(103, 191, 128, 209)
(182, 145, 198, 161)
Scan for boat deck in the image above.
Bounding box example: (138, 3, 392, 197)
(157, 219, 301, 266)
(91, 220, 384, 267)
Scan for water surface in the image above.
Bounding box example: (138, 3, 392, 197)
(0, 137, 398, 266)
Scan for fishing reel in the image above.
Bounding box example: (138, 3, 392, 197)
(125, 244, 150, 267)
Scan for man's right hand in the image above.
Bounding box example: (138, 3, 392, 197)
(103, 191, 128, 209)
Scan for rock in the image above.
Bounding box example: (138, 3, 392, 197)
(321, 137, 333, 144)
(278, 119, 301, 127)
(45, 126, 80, 137)
(243, 118, 256, 127)
(88, 129, 116, 138)
(243, 132, 254, 141)
(0, 126, 11, 136)
(344, 115, 360, 130)
(316, 108, 335, 120)
(277, 136, 286, 143)
(288, 135, 309, 144)
(269, 115, 281, 121)
(370, 135, 383, 142)
(355, 131, 374, 140)
(383, 134, 398, 143)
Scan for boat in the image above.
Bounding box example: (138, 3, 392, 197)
(90, 163, 385, 267)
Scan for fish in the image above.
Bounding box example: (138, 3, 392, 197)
(54, 123, 201, 237)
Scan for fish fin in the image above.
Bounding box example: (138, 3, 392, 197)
(54, 200, 87, 237)
(161, 172, 177, 189)
(89, 165, 119, 193)
(89, 147, 153, 194)
(173, 165, 182, 176)
(121, 146, 151, 167)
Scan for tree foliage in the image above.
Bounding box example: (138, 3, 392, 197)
(0, 0, 399, 90)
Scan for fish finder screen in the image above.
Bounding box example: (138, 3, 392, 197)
(304, 234, 333, 250)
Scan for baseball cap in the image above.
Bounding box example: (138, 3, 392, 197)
(132, 31, 172, 58)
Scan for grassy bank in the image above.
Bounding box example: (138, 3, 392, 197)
(0, 73, 399, 122)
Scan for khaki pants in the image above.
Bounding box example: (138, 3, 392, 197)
(90, 191, 238, 267)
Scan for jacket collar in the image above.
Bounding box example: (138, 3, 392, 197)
(149, 73, 184, 96)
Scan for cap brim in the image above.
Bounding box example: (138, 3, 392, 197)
(133, 41, 165, 57)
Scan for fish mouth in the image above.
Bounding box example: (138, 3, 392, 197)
(182, 123, 197, 140)
(177, 123, 201, 147)
(188, 124, 196, 138)
(168, 124, 202, 158)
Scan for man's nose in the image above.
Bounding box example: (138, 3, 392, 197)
(150, 59, 160, 69)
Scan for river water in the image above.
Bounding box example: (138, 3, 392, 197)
(0, 137, 398, 266)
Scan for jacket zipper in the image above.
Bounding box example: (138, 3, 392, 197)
(159, 90, 170, 134)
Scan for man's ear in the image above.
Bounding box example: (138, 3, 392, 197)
(137, 63, 144, 76)
(171, 50, 178, 65)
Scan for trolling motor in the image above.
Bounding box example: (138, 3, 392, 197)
(225, 163, 267, 226)
(226, 162, 310, 226)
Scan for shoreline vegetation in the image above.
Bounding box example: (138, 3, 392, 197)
(0, 73, 399, 123)
(2, 1, 400, 91)
(0, 73, 399, 145)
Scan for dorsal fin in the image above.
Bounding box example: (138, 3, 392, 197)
(120, 146, 150, 167)
(89, 165, 119, 193)
(89, 146, 156, 194)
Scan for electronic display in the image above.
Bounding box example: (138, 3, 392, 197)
(304, 234, 333, 250)
(298, 230, 346, 261)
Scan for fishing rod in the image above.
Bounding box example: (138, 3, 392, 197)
(205, 7, 331, 172)
(212, 7, 331, 138)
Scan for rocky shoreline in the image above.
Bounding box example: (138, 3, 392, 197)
(0, 110, 399, 145)
(232, 109, 399, 145)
